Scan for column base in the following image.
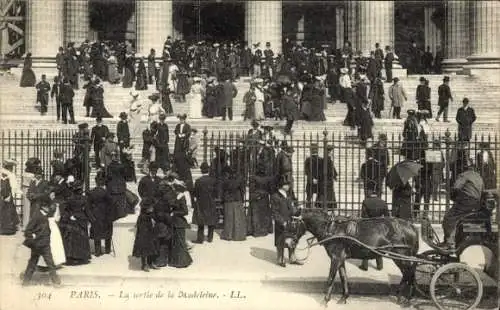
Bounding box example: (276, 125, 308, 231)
(463, 55, 500, 82)
(30, 58, 59, 78)
(442, 58, 468, 73)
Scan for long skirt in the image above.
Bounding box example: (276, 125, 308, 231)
(246, 193, 273, 237)
(221, 201, 247, 241)
(168, 228, 193, 268)
(154, 237, 170, 267)
(22, 186, 32, 228)
(107, 64, 120, 84)
(0, 199, 19, 235)
(19, 69, 36, 87)
(90, 101, 113, 118)
(254, 100, 265, 120)
(122, 67, 134, 88)
(60, 221, 91, 261)
(39, 218, 66, 266)
(189, 94, 203, 119)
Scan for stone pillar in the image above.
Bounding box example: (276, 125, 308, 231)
(65, 0, 89, 45)
(136, 0, 173, 57)
(442, 1, 470, 73)
(27, 0, 64, 65)
(466, 1, 500, 77)
(357, 1, 394, 56)
(245, 1, 282, 54)
(424, 6, 443, 57)
(335, 7, 345, 49)
(346, 1, 358, 50)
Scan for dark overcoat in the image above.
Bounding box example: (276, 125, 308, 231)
(87, 186, 114, 240)
(271, 191, 299, 247)
(456, 107, 476, 141)
(132, 211, 159, 257)
(192, 175, 218, 226)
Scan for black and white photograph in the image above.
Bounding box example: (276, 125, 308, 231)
(0, 1, 498, 309)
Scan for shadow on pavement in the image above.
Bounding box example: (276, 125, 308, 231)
(250, 247, 276, 265)
(127, 255, 142, 271)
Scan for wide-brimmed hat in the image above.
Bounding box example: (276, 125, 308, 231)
(407, 109, 416, 115)
(419, 76, 426, 82)
(148, 93, 160, 101)
(207, 76, 216, 84)
(213, 43, 220, 47)
(193, 76, 202, 82)
(340, 68, 348, 74)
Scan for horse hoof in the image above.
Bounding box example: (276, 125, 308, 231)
(337, 298, 347, 305)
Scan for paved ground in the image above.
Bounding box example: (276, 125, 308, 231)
(1, 220, 497, 310)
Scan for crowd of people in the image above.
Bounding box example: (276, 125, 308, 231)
(5, 35, 497, 286)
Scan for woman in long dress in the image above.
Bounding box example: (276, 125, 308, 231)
(188, 77, 203, 119)
(90, 79, 113, 118)
(122, 54, 135, 88)
(176, 69, 190, 102)
(0, 166, 20, 235)
(221, 167, 247, 241)
(128, 92, 148, 139)
(38, 202, 66, 267)
(19, 53, 36, 87)
(148, 94, 165, 123)
(107, 54, 121, 84)
(135, 58, 148, 90)
(168, 182, 193, 268)
(253, 80, 266, 120)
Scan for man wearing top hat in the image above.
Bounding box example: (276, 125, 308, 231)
(27, 166, 51, 221)
(304, 144, 323, 208)
(455, 98, 476, 142)
(384, 46, 394, 83)
(60, 77, 75, 124)
(91, 116, 109, 168)
(436, 76, 453, 122)
(252, 43, 263, 77)
(36, 74, 51, 116)
(117, 112, 131, 162)
(240, 42, 253, 76)
(317, 145, 338, 209)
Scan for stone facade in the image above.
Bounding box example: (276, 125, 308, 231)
(23, 0, 499, 75)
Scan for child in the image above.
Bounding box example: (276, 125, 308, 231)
(132, 198, 159, 272)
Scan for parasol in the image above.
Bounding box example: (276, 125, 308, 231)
(386, 160, 422, 189)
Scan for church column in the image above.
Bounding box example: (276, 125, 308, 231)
(424, 6, 443, 57)
(245, 0, 282, 54)
(335, 6, 345, 49)
(136, 0, 173, 57)
(442, 1, 470, 73)
(465, 1, 500, 76)
(27, 0, 64, 66)
(357, 1, 394, 55)
(346, 1, 358, 50)
(65, 0, 89, 45)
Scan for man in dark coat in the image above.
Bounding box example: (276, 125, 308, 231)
(138, 162, 161, 200)
(282, 88, 299, 135)
(87, 174, 113, 256)
(22, 202, 61, 286)
(384, 46, 394, 83)
(271, 178, 302, 267)
(27, 167, 51, 220)
(436, 76, 453, 122)
(155, 114, 170, 172)
(91, 116, 109, 168)
(50, 76, 62, 121)
(192, 162, 217, 243)
(60, 78, 75, 124)
(36, 74, 51, 116)
(360, 148, 382, 197)
(456, 98, 476, 142)
(372, 134, 390, 196)
(117, 112, 130, 163)
(220, 77, 238, 121)
(275, 145, 294, 198)
(402, 109, 420, 160)
(106, 151, 128, 219)
(317, 145, 338, 209)
(304, 144, 322, 208)
(230, 139, 248, 179)
(358, 189, 388, 271)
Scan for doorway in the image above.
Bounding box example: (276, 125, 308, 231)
(89, 0, 135, 42)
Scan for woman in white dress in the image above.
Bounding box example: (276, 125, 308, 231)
(254, 79, 266, 120)
(189, 77, 203, 119)
(38, 200, 66, 268)
(128, 91, 148, 139)
(148, 93, 165, 123)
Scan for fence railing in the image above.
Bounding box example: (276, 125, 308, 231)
(1, 129, 498, 225)
(201, 130, 499, 224)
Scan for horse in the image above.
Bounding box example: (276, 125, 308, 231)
(298, 209, 419, 306)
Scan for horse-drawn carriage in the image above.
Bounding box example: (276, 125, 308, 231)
(296, 190, 498, 310)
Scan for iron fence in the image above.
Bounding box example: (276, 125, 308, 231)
(1, 128, 498, 225)
(202, 129, 499, 224)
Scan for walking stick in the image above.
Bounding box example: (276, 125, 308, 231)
(111, 239, 116, 258)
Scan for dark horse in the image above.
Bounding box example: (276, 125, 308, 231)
(299, 210, 419, 306)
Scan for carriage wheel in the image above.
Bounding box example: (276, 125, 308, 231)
(430, 263, 483, 310)
(414, 250, 448, 298)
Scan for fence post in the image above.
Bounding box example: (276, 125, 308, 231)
(444, 129, 451, 211)
(322, 129, 328, 211)
(82, 134, 90, 193)
(202, 127, 208, 164)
